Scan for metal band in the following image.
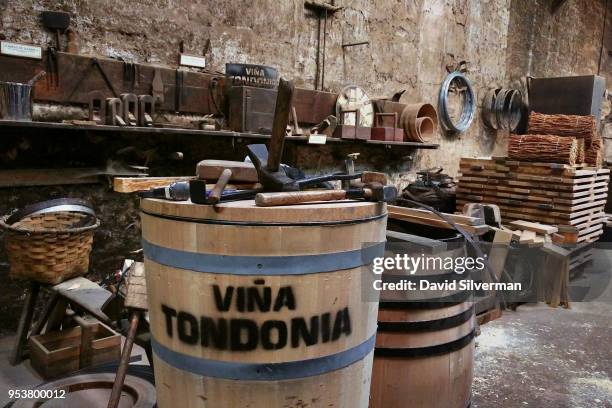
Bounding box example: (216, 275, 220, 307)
(374, 329, 475, 358)
(379, 290, 472, 310)
(141, 209, 387, 227)
(6, 198, 95, 225)
(152, 334, 375, 381)
(143, 239, 385, 275)
(377, 307, 474, 333)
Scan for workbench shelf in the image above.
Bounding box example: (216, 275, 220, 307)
(0, 120, 439, 149)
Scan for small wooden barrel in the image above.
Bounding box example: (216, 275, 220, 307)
(140, 199, 387, 408)
(370, 225, 474, 408)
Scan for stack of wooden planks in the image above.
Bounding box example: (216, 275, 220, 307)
(456, 157, 610, 243)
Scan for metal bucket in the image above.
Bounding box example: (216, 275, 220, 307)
(0, 81, 33, 121)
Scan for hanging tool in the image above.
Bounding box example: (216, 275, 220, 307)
(254, 183, 397, 207)
(175, 69, 184, 112)
(67, 58, 118, 100)
(304, 1, 342, 90)
(41, 11, 70, 51)
(45, 47, 59, 89)
(151, 68, 164, 105)
(122, 60, 139, 91)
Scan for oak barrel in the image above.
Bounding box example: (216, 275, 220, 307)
(140, 199, 387, 408)
(370, 223, 474, 408)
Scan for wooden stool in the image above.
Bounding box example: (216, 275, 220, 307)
(9, 277, 113, 366)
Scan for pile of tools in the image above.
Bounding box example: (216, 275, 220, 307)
(138, 78, 398, 206)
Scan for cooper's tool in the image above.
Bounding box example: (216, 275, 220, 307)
(107, 98, 125, 126)
(246, 78, 297, 191)
(188, 180, 261, 204)
(151, 68, 164, 105)
(310, 115, 338, 137)
(137, 181, 190, 201)
(343, 152, 359, 190)
(254, 183, 397, 207)
(207, 169, 232, 204)
(248, 144, 362, 191)
(45, 47, 59, 89)
(196, 160, 258, 182)
(68, 58, 118, 100)
(137, 95, 154, 127)
(121, 93, 138, 126)
(175, 69, 184, 112)
(41, 11, 70, 50)
(88, 91, 106, 124)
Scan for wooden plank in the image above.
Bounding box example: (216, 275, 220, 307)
(387, 212, 489, 235)
(507, 220, 558, 235)
(519, 230, 537, 244)
(114, 176, 195, 193)
(487, 228, 514, 280)
(387, 205, 484, 225)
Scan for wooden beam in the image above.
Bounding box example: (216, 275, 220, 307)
(507, 220, 558, 235)
(113, 177, 195, 193)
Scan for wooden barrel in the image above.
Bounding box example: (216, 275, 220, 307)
(140, 199, 387, 408)
(370, 224, 474, 408)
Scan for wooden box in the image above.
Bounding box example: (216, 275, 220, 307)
(333, 124, 371, 140)
(29, 320, 121, 379)
(370, 127, 404, 141)
(29, 326, 81, 379)
(228, 86, 277, 133)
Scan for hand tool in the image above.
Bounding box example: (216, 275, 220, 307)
(246, 77, 297, 191)
(45, 47, 59, 89)
(310, 115, 337, 137)
(137, 181, 190, 201)
(151, 68, 164, 105)
(254, 183, 397, 207)
(196, 160, 258, 183)
(120, 93, 138, 126)
(188, 180, 261, 204)
(107, 98, 126, 126)
(343, 152, 359, 190)
(88, 91, 106, 124)
(138, 95, 154, 127)
(41, 11, 70, 51)
(207, 169, 232, 204)
(68, 58, 118, 100)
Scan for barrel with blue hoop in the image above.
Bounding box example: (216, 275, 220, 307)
(140, 198, 387, 407)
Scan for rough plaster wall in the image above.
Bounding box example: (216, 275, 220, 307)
(1, 0, 513, 178)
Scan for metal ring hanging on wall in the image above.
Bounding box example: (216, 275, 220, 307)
(482, 88, 523, 132)
(438, 71, 476, 133)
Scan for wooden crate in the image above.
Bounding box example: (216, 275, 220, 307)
(456, 157, 609, 243)
(29, 326, 81, 379)
(29, 320, 121, 379)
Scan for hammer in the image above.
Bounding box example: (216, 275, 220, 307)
(255, 183, 397, 207)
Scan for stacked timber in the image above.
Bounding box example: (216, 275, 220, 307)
(508, 134, 578, 165)
(586, 136, 603, 167)
(456, 157, 610, 243)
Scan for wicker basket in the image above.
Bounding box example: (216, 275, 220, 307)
(1, 211, 100, 285)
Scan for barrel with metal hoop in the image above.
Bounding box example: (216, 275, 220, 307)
(140, 199, 387, 408)
(370, 221, 474, 408)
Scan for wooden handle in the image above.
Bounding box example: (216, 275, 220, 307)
(208, 169, 232, 204)
(268, 78, 294, 172)
(255, 190, 347, 207)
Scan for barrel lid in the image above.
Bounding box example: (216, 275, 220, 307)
(141, 198, 386, 224)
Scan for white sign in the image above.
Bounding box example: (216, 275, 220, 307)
(308, 134, 327, 145)
(179, 54, 206, 68)
(0, 41, 42, 60)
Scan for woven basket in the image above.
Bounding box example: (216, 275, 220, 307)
(1, 212, 100, 285)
